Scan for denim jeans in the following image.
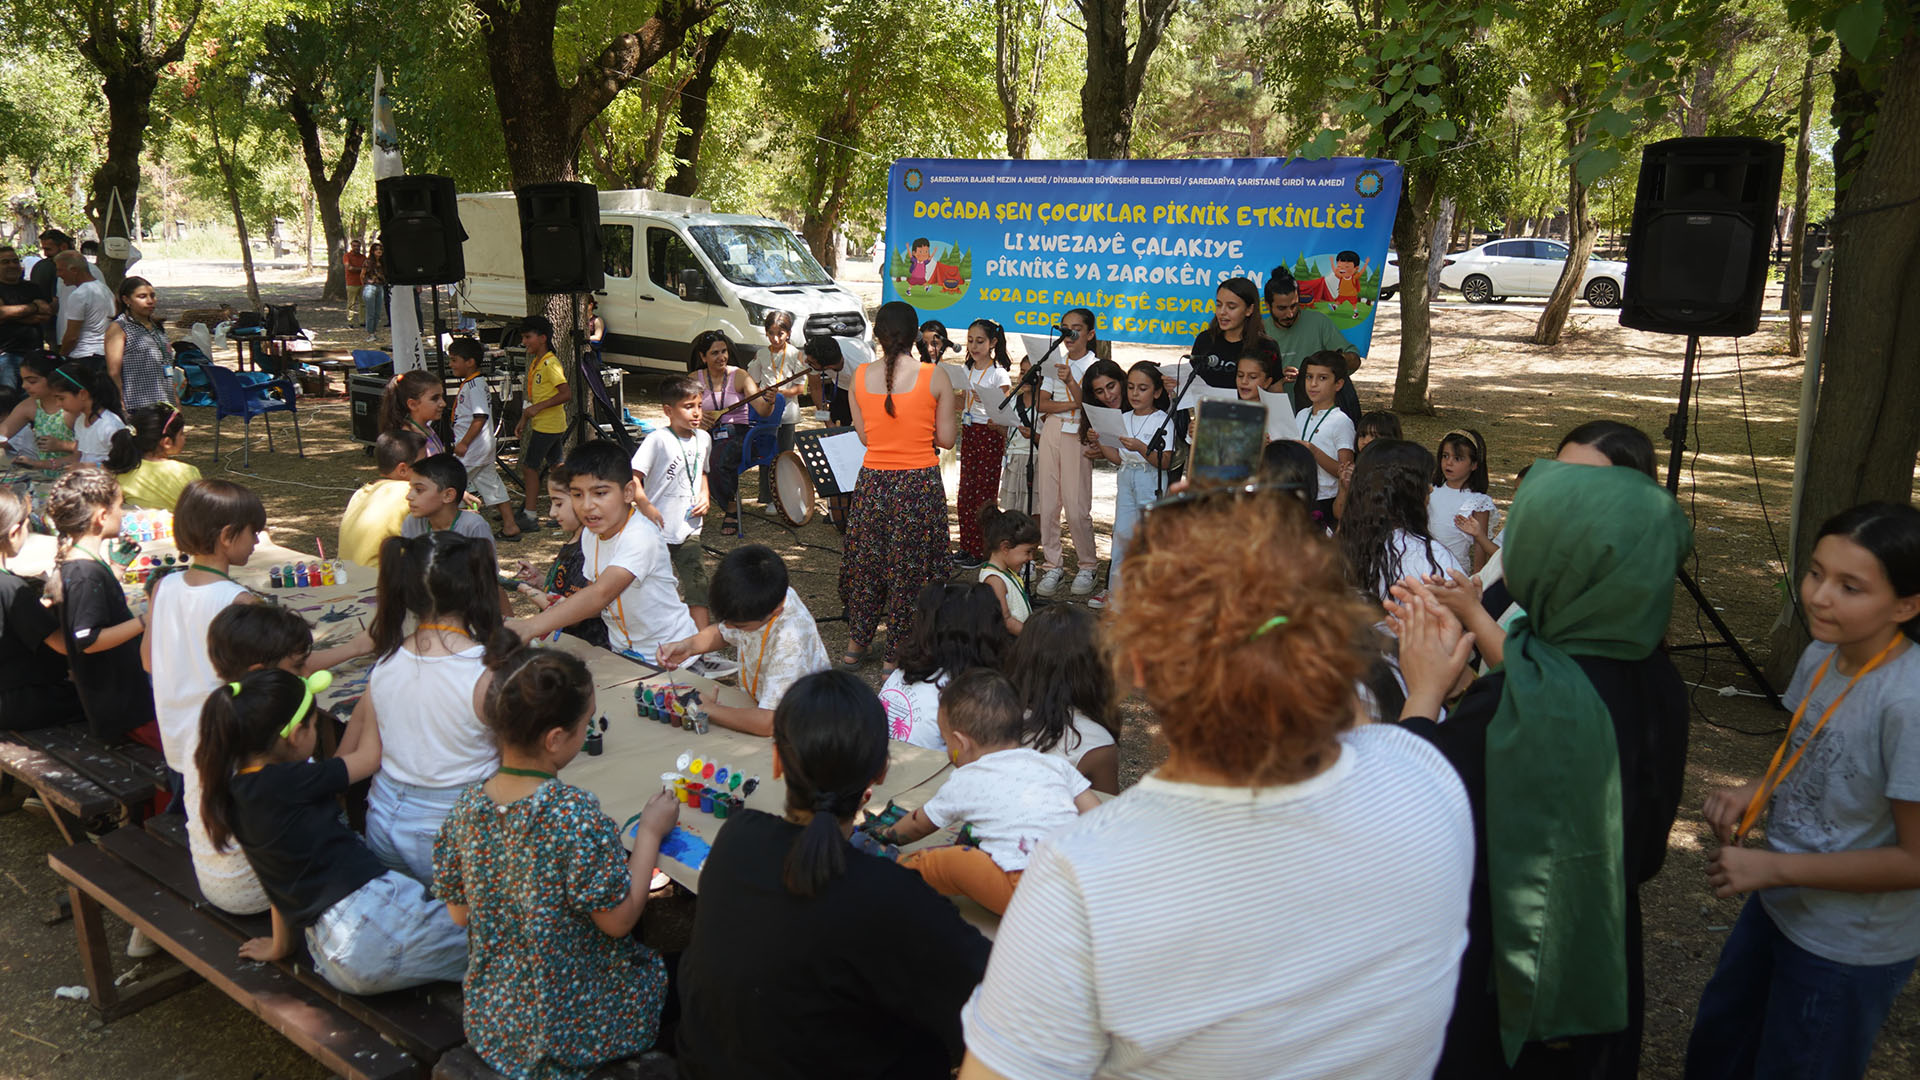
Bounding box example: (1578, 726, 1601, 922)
(366, 774, 467, 886)
(1684, 895, 1916, 1080)
(0, 351, 26, 392)
(1109, 463, 1161, 591)
(305, 869, 467, 995)
(362, 284, 384, 336)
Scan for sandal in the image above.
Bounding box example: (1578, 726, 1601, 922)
(835, 643, 871, 670)
(721, 512, 740, 537)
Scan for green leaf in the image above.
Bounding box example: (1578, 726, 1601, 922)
(1423, 117, 1457, 141)
(1385, 73, 1406, 95)
(1833, 0, 1884, 61)
(1385, 0, 1411, 19)
(1301, 129, 1340, 159)
(1575, 146, 1622, 187)
(1413, 92, 1441, 113)
(1419, 133, 1439, 157)
(1415, 63, 1443, 85)
(1363, 103, 1390, 127)
(1810, 34, 1833, 56)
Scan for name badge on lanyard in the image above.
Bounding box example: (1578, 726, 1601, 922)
(712, 427, 731, 441)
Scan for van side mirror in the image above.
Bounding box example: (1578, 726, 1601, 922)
(676, 269, 711, 304)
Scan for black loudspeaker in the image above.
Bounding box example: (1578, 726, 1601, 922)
(516, 182, 604, 293)
(1620, 137, 1784, 337)
(376, 175, 466, 286)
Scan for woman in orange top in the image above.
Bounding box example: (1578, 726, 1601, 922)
(838, 301, 958, 670)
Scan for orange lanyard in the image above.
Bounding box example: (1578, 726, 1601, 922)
(595, 510, 635, 649)
(742, 612, 781, 701)
(1737, 635, 1905, 840)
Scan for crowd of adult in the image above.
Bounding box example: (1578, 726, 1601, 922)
(0, 228, 176, 411)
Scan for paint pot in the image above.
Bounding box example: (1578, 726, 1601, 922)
(699, 791, 715, 814)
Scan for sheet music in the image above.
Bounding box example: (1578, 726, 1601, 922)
(1161, 358, 1194, 387)
(1081, 404, 1129, 448)
(937, 362, 971, 395)
(1260, 389, 1302, 441)
(1017, 333, 1055, 364)
(1174, 379, 1240, 412)
(979, 383, 1027, 429)
(818, 430, 868, 492)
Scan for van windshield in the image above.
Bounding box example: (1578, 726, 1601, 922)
(689, 225, 835, 287)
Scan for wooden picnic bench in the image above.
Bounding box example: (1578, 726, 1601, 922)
(48, 814, 466, 1080)
(0, 724, 166, 845)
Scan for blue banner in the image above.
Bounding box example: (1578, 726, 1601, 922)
(882, 156, 1402, 351)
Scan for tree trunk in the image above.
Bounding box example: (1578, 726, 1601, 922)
(474, 0, 714, 438)
(1785, 50, 1816, 357)
(996, 0, 1052, 158)
(1425, 197, 1455, 303)
(665, 26, 732, 196)
(1765, 33, 1920, 679)
(88, 67, 163, 292)
(1077, 0, 1178, 158)
(287, 94, 364, 301)
(1391, 170, 1438, 414)
(1532, 124, 1597, 346)
(217, 159, 262, 313)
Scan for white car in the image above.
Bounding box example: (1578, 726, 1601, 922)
(1379, 251, 1400, 300)
(1439, 238, 1626, 308)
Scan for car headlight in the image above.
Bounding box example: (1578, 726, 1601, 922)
(740, 298, 771, 329)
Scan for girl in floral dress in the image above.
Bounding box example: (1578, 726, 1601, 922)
(433, 647, 679, 1080)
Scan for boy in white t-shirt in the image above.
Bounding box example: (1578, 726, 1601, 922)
(447, 339, 522, 542)
(878, 669, 1099, 915)
(517, 441, 729, 675)
(657, 544, 831, 737)
(1292, 350, 1357, 518)
(631, 375, 713, 625)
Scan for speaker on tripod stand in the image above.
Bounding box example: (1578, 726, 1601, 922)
(1620, 136, 1787, 709)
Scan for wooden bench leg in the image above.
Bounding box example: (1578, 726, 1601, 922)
(67, 884, 199, 1021)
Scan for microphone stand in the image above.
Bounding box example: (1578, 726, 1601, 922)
(1148, 356, 1202, 498)
(1014, 326, 1069, 602)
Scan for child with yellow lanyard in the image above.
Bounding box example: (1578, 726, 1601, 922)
(656, 544, 831, 737)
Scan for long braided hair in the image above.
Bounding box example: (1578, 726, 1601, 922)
(871, 301, 920, 418)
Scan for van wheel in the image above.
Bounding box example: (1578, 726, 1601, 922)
(1461, 274, 1493, 303)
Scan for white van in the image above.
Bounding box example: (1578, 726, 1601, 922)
(457, 188, 868, 371)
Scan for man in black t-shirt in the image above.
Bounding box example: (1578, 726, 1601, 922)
(0, 246, 49, 391)
(29, 230, 72, 353)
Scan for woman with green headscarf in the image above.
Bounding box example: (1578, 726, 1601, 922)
(1391, 457, 1693, 1080)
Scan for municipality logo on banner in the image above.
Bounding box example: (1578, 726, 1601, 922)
(882, 157, 1403, 353)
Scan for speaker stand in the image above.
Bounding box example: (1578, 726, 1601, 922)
(1663, 333, 1783, 711)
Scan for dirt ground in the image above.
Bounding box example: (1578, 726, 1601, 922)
(0, 260, 1913, 1079)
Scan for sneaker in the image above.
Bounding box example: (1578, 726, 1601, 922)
(20, 796, 47, 817)
(127, 927, 159, 959)
(1035, 568, 1065, 597)
(496, 530, 522, 543)
(689, 656, 740, 679)
(1086, 588, 1110, 610)
(1070, 568, 1097, 596)
(515, 509, 540, 532)
(949, 551, 984, 571)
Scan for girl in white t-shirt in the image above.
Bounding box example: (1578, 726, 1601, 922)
(955, 319, 1014, 562)
(51, 362, 126, 467)
(878, 581, 1009, 750)
(359, 530, 516, 884)
(1429, 428, 1498, 572)
(1093, 361, 1176, 610)
(1005, 604, 1120, 794)
(976, 505, 1039, 636)
(1339, 439, 1463, 604)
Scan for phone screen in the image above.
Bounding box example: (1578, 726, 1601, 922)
(1191, 400, 1268, 483)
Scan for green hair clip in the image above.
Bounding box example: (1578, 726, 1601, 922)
(1249, 615, 1289, 641)
(230, 672, 334, 738)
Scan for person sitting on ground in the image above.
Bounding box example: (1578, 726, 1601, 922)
(1003, 605, 1120, 794)
(676, 670, 990, 1079)
(339, 429, 426, 568)
(657, 544, 832, 737)
(958, 482, 1473, 1080)
(433, 647, 675, 1080)
(880, 669, 1099, 916)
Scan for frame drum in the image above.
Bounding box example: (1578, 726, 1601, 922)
(774, 451, 817, 526)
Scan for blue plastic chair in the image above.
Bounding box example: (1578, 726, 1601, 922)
(351, 349, 393, 371)
(206, 363, 302, 467)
